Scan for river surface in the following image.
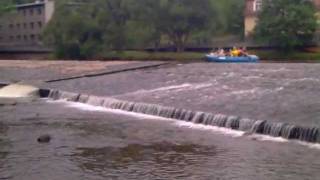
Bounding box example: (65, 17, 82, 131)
(1, 62, 320, 179)
(1, 100, 320, 180)
(47, 63, 320, 127)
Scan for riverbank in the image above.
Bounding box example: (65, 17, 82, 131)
(101, 51, 204, 61)
(251, 50, 320, 62)
(1, 50, 320, 62)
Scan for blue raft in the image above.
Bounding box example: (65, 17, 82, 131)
(205, 54, 259, 63)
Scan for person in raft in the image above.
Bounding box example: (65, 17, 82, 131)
(230, 46, 241, 57)
(217, 48, 225, 56)
(239, 47, 248, 56)
(209, 48, 217, 55)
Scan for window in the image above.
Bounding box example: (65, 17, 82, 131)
(38, 34, 42, 41)
(30, 22, 34, 29)
(9, 36, 14, 41)
(16, 35, 21, 41)
(38, 21, 42, 28)
(16, 23, 20, 29)
(30, 9, 34, 16)
(37, 8, 42, 15)
(23, 9, 27, 16)
(30, 34, 35, 41)
(23, 23, 27, 29)
(0, 25, 2, 30)
(24, 35, 28, 41)
(253, 0, 263, 12)
(0, 36, 3, 42)
(9, 24, 14, 29)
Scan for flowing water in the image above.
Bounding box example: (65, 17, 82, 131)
(47, 90, 320, 143)
(1, 63, 320, 179)
(46, 63, 320, 126)
(0, 100, 320, 180)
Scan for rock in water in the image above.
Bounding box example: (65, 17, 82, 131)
(37, 135, 51, 143)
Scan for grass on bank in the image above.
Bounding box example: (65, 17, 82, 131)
(249, 50, 320, 62)
(101, 51, 205, 61)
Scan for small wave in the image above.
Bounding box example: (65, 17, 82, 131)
(229, 87, 284, 96)
(118, 83, 212, 96)
(244, 75, 265, 80)
(248, 134, 288, 143)
(250, 68, 291, 73)
(174, 121, 245, 137)
(229, 88, 260, 95)
(284, 78, 320, 86)
(296, 141, 320, 150)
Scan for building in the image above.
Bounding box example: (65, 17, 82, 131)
(244, 0, 320, 38)
(0, 0, 55, 50)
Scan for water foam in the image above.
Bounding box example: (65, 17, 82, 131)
(284, 78, 320, 86)
(48, 100, 172, 122)
(229, 87, 284, 96)
(119, 83, 212, 96)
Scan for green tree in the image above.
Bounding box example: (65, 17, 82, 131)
(96, 0, 134, 50)
(190, 0, 244, 46)
(43, 0, 245, 58)
(141, 0, 214, 52)
(44, 1, 103, 59)
(0, 0, 14, 16)
(215, 0, 245, 36)
(254, 0, 317, 50)
(0, 0, 35, 16)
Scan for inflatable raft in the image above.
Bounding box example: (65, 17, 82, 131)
(205, 54, 259, 63)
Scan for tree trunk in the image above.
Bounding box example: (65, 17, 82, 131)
(176, 44, 184, 52)
(173, 33, 189, 52)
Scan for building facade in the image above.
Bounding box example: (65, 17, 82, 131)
(244, 0, 320, 37)
(0, 0, 55, 50)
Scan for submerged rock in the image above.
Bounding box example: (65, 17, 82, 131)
(37, 134, 51, 143)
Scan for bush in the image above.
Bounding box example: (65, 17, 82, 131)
(254, 0, 317, 51)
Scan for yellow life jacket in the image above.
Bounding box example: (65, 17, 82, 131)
(231, 49, 240, 57)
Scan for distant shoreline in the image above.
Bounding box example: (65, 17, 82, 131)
(0, 50, 320, 62)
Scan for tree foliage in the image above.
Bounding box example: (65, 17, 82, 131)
(44, 1, 103, 59)
(0, 0, 14, 16)
(141, 0, 213, 52)
(254, 0, 317, 50)
(43, 0, 246, 58)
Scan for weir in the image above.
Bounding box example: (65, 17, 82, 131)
(46, 89, 320, 144)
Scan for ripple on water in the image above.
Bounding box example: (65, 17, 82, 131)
(71, 142, 220, 179)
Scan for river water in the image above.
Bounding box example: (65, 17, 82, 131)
(1, 100, 320, 180)
(1, 62, 320, 179)
(47, 63, 320, 127)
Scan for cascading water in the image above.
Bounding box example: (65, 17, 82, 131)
(47, 89, 320, 143)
